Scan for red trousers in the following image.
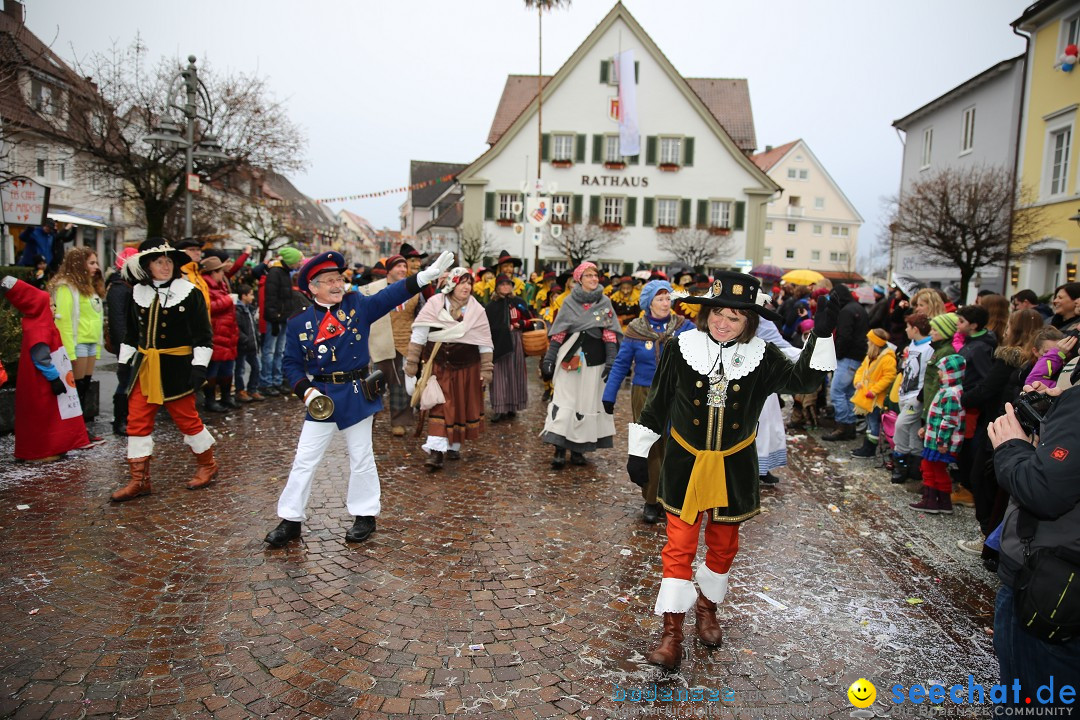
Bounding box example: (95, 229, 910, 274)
(127, 385, 205, 438)
(661, 511, 740, 579)
(921, 459, 952, 493)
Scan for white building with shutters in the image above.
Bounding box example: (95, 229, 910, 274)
(457, 2, 778, 276)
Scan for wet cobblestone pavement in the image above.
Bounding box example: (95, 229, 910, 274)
(0, 376, 1000, 719)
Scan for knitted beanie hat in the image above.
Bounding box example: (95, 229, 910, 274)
(929, 312, 958, 338)
(277, 246, 302, 267)
(639, 279, 672, 310)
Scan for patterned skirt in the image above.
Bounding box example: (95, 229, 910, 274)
(490, 331, 528, 413)
(428, 362, 485, 445)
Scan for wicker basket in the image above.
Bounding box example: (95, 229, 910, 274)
(522, 319, 549, 357)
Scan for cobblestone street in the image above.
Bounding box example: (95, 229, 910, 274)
(0, 376, 1000, 719)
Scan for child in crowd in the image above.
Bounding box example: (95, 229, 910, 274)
(234, 285, 265, 403)
(850, 328, 898, 458)
(890, 313, 934, 482)
(1024, 327, 1074, 389)
(788, 319, 821, 429)
(911, 355, 966, 515)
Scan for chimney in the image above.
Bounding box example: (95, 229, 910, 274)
(765, 145, 773, 153)
(3, 0, 25, 21)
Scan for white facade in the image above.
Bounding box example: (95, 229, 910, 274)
(891, 56, 1024, 293)
(758, 140, 864, 277)
(458, 5, 776, 276)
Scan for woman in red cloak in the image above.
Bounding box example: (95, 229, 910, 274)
(1, 275, 89, 460)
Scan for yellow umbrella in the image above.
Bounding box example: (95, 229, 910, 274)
(781, 269, 826, 286)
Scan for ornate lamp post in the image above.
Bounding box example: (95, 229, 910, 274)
(143, 55, 229, 239)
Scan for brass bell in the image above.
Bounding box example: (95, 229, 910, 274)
(308, 394, 335, 421)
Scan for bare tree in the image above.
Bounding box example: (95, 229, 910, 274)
(543, 222, 625, 266)
(888, 165, 1046, 300)
(228, 202, 300, 261)
(458, 223, 495, 268)
(63, 39, 306, 238)
(663, 228, 737, 269)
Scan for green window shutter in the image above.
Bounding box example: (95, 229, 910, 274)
(645, 136, 657, 165)
(634, 61, 639, 83)
(589, 195, 601, 223)
(600, 59, 609, 84)
(484, 192, 495, 221)
(734, 201, 746, 231)
(592, 134, 603, 164)
(679, 199, 692, 227)
(575, 134, 586, 163)
(626, 197, 637, 227)
(683, 137, 694, 167)
(541, 134, 551, 162)
(697, 199, 708, 228)
(572, 195, 583, 223)
(643, 197, 654, 227)
(628, 151, 639, 165)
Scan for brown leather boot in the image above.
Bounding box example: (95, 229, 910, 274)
(187, 447, 219, 490)
(644, 612, 685, 670)
(112, 457, 152, 502)
(695, 593, 723, 647)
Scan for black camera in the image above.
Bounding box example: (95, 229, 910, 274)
(1014, 391, 1054, 435)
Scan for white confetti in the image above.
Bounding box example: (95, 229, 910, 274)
(16, 504, 29, 510)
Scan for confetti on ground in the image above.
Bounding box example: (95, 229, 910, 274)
(754, 592, 788, 610)
(827, 504, 840, 513)
(28, 608, 39, 615)
(906, 598, 924, 605)
(16, 505, 29, 510)
(468, 644, 485, 651)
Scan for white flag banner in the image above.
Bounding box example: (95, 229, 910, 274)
(617, 50, 640, 156)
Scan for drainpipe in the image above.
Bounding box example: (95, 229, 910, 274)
(1006, 22, 1032, 295)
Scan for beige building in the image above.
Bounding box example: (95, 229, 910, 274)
(752, 139, 864, 282)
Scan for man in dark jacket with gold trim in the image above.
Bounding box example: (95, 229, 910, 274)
(626, 271, 840, 669)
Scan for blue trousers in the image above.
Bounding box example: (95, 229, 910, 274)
(259, 330, 287, 388)
(830, 358, 860, 425)
(235, 349, 260, 392)
(993, 584, 1080, 712)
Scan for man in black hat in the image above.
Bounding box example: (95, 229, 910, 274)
(399, 243, 428, 277)
(626, 271, 840, 670)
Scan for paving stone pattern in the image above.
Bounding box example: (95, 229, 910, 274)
(0, 379, 1000, 719)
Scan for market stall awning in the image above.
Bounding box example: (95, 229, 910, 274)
(47, 211, 107, 228)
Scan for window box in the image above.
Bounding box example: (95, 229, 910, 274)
(496, 218, 515, 227)
(601, 222, 623, 231)
(656, 225, 676, 234)
(658, 163, 680, 172)
(603, 161, 626, 170)
(550, 159, 574, 169)
(707, 226, 731, 236)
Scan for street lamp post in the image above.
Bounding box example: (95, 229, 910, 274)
(144, 55, 229, 240)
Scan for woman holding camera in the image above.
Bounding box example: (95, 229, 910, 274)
(406, 268, 493, 471)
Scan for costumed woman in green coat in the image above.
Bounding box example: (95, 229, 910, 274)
(626, 271, 840, 669)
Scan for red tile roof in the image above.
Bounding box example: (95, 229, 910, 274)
(486, 75, 552, 146)
(750, 140, 799, 172)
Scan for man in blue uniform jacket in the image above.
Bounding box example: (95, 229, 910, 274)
(265, 249, 454, 547)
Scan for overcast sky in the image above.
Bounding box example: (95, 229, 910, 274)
(28, 0, 1027, 263)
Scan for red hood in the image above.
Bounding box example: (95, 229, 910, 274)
(4, 278, 50, 319)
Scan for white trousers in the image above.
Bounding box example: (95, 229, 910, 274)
(276, 417, 381, 522)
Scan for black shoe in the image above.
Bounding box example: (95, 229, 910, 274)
(345, 516, 376, 543)
(221, 396, 241, 410)
(821, 423, 855, 441)
(425, 451, 444, 471)
(507, 411, 517, 419)
(850, 438, 877, 458)
(642, 502, 663, 524)
(260, 386, 280, 397)
(760, 471, 779, 485)
(569, 451, 588, 466)
(906, 453, 923, 482)
(890, 457, 908, 484)
(265, 520, 301, 547)
(112, 421, 127, 436)
(551, 448, 566, 469)
(489, 412, 505, 423)
(446, 449, 461, 461)
(542, 389, 552, 402)
(205, 400, 228, 413)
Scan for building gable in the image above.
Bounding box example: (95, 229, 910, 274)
(761, 140, 863, 222)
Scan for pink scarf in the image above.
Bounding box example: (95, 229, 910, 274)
(413, 293, 493, 347)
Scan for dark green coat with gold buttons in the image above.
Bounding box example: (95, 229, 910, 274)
(637, 329, 831, 523)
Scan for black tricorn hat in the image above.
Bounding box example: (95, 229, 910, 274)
(496, 250, 522, 268)
(399, 242, 427, 259)
(677, 270, 782, 323)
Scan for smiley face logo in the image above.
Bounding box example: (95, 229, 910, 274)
(847, 678, 876, 708)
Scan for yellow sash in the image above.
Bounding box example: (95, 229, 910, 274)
(670, 427, 757, 523)
(137, 345, 193, 405)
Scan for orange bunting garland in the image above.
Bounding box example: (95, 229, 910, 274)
(312, 174, 457, 204)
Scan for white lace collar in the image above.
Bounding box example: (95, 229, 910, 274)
(678, 329, 766, 380)
(133, 278, 197, 308)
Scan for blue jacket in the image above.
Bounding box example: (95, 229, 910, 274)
(283, 276, 420, 429)
(18, 226, 54, 266)
(603, 314, 693, 404)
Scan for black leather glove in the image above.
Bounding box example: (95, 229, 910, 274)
(540, 358, 555, 382)
(603, 400, 615, 415)
(627, 456, 649, 488)
(601, 365, 612, 382)
(813, 293, 841, 338)
(189, 365, 207, 391)
(49, 377, 67, 395)
(271, 322, 282, 337)
(602, 340, 618, 382)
